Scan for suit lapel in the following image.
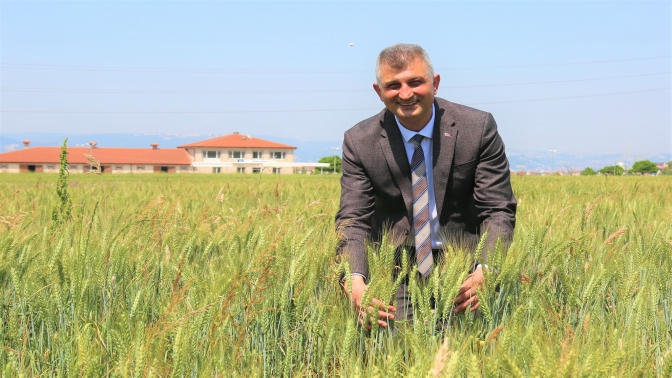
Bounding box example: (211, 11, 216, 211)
(379, 111, 413, 216)
(432, 101, 457, 220)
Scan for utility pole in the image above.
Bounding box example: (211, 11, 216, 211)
(549, 150, 557, 175)
(330, 147, 340, 174)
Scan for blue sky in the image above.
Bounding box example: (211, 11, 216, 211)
(1, 1, 670, 159)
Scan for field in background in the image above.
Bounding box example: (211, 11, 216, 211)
(1, 174, 671, 376)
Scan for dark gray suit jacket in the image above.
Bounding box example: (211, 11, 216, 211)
(336, 97, 517, 278)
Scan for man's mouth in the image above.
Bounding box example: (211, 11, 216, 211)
(398, 100, 418, 107)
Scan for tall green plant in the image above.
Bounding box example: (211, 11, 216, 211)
(51, 138, 72, 225)
(1, 175, 671, 376)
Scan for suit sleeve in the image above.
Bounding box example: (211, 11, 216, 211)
(473, 113, 517, 262)
(335, 131, 375, 279)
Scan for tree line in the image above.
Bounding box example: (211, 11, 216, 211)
(581, 160, 671, 176)
(318, 155, 671, 177)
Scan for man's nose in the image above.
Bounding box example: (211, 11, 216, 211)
(399, 84, 413, 99)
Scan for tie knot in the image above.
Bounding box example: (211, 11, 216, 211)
(411, 134, 424, 146)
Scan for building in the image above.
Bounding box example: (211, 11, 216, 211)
(0, 141, 192, 174)
(654, 162, 669, 175)
(0, 133, 329, 174)
(178, 132, 311, 174)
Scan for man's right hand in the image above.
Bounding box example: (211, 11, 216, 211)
(343, 275, 396, 329)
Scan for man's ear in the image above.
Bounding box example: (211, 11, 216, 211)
(433, 74, 441, 94)
(373, 82, 383, 101)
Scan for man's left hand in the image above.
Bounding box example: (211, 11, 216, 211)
(453, 266, 485, 313)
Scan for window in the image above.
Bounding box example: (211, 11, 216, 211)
(136, 166, 145, 172)
(229, 151, 245, 159)
(203, 150, 221, 159)
(252, 168, 261, 173)
(252, 151, 263, 159)
(115, 166, 123, 171)
(180, 166, 187, 172)
(237, 167, 245, 174)
(47, 165, 55, 170)
(270, 151, 286, 159)
(272, 168, 281, 174)
(213, 167, 221, 173)
(69, 165, 78, 170)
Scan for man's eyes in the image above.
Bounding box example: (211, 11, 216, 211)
(385, 80, 424, 90)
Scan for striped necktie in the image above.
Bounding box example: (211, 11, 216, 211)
(410, 134, 433, 277)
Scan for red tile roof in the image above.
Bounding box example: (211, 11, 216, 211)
(177, 133, 295, 149)
(0, 147, 192, 165)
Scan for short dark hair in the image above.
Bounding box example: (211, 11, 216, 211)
(375, 44, 434, 84)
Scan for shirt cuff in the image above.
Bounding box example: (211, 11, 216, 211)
(476, 263, 498, 274)
(351, 272, 368, 283)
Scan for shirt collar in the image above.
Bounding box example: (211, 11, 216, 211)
(395, 103, 435, 143)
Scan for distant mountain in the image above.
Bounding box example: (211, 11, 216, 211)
(0, 135, 22, 152)
(2, 132, 669, 170)
(506, 149, 671, 173)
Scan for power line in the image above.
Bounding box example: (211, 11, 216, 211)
(447, 56, 670, 71)
(1, 56, 669, 74)
(1, 72, 668, 95)
(2, 30, 648, 49)
(2, 88, 668, 114)
(466, 88, 669, 105)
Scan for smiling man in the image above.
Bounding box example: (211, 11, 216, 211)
(336, 44, 517, 329)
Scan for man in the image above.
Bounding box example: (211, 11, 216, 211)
(336, 44, 516, 328)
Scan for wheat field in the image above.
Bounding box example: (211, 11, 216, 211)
(1, 173, 671, 377)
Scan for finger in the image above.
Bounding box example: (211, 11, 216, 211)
(470, 301, 481, 312)
(377, 310, 395, 321)
(371, 298, 396, 313)
(457, 278, 475, 295)
(461, 295, 479, 312)
(457, 283, 470, 295)
(365, 316, 390, 328)
(367, 307, 395, 320)
(454, 289, 477, 305)
(454, 294, 478, 313)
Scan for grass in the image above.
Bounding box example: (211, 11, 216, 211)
(1, 173, 671, 376)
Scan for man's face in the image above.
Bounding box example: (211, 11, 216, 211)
(373, 58, 440, 131)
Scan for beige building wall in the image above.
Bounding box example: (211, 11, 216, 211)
(194, 148, 295, 162)
(0, 163, 20, 173)
(191, 147, 295, 174)
(68, 164, 85, 174)
(193, 165, 292, 174)
(0, 162, 193, 174)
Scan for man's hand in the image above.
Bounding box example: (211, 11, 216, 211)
(453, 266, 485, 313)
(343, 275, 396, 329)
